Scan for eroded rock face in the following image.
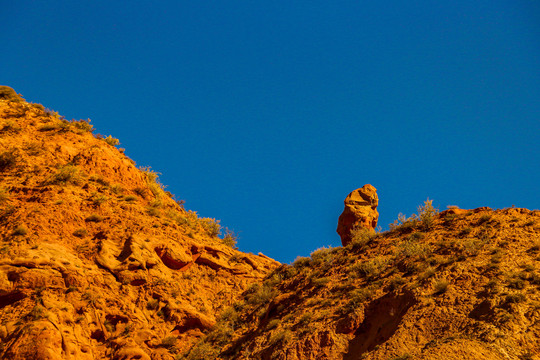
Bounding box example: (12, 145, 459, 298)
(337, 184, 379, 246)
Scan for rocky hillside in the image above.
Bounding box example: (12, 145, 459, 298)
(0, 86, 278, 360)
(2, 86, 539, 360)
(181, 199, 540, 359)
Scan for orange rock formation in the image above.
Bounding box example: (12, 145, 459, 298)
(337, 184, 379, 246)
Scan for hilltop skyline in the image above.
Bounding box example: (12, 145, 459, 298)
(3, 1, 539, 262)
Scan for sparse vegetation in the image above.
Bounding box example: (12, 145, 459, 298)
(221, 228, 238, 248)
(418, 198, 438, 230)
(201, 217, 221, 237)
(390, 198, 438, 233)
(160, 336, 178, 350)
(205, 322, 234, 347)
(267, 318, 280, 330)
(149, 198, 163, 208)
(133, 187, 147, 198)
(459, 227, 473, 237)
(407, 232, 425, 241)
(418, 267, 436, 282)
(147, 298, 159, 310)
(524, 220, 535, 227)
(344, 287, 374, 313)
(310, 246, 334, 266)
(23, 141, 44, 156)
(389, 213, 419, 233)
(140, 167, 165, 197)
(389, 275, 407, 290)
(38, 123, 60, 131)
(27, 305, 47, 320)
(443, 212, 457, 225)
(0, 86, 23, 102)
(104, 135, 120, 146)
(90, 193, 108, 206)
(0, 188, 9, 203)
(396, 240, 431, 259)
(245, 282, 275, 306)
(12, 225, 28, 236)
(351, 256, 390, 279)
(72, 119, 93, 132)
(73, 228, 88, 238)
(49, 165, 83, 185)
(75, 240, 95, 258)
(486, 279, 500, 293)
(109, 184, 123, 194)
(391, 355, 412, 360)
(89, 174, 110, 186)
(348, 225, 376, 251)
(146, 206, 161, 217)
(182, 342, 219, 360)
(268, 329, 293, 346)
(433, 279, 449, 295)
(478, 214, 491, 224)
(85, 214, 104, 222)
(0, 120, 21, 133)
(505, 293, 526, 304)
(507, 276, 527, 290)
(0, 149, 17, 171)
(220, 306, 239, 327)
(42, 119, 71, 132)
(311, 276, 331, 287)
(292, 256, 311, 269)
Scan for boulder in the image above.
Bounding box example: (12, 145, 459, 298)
(337, 184, 379, 246)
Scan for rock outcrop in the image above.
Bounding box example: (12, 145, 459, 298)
(336, 184, 379, 246)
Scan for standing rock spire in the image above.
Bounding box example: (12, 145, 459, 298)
(337, 184, 379, 246)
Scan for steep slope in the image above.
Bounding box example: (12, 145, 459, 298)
(0, 87, 278, 360)
(186, 205, 540, 360)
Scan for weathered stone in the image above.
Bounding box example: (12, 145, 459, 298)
(337, 184, 379, 246)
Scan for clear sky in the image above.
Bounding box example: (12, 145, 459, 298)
(3, 1, 539, 263)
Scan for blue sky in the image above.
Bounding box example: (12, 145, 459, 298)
(3, 1, 539, 263)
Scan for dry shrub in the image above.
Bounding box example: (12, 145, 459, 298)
(221, 228, 237, 248)
(396, 240, 431, 259)
(310, 246, 334, 265)
(49, 165, 83, 185)
(0, 188, 9, 203)
(200, 218, 221, 237)
(352, 256, 390, 279)
(0, 149, 17, 171)
(71, 119, 93, 132)
(293, 256, 311, 269)
(390, 213, 419, 233)
(104, 135, 120, 146)
(433, 279, 449, 295)
(418, 198, 438, 230)
(348, 226, 376, 250)
(268, 329, 292, 346)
